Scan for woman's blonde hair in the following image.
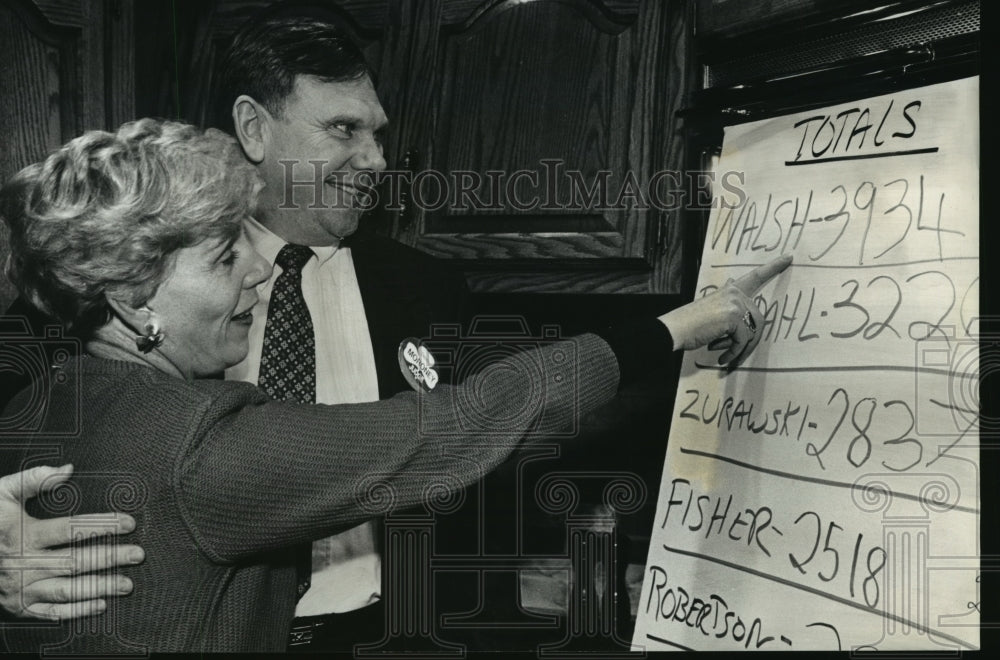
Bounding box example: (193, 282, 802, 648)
(1, 118, 261, 334)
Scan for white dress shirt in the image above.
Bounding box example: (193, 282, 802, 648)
(226, 216, 382, 616)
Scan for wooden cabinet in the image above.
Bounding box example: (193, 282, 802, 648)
(375, 0, 694, 294)
(0, 0, 134, 310)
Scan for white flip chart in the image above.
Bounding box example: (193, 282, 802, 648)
(633, 76, 980, 652)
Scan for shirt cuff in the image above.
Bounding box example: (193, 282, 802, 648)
(594, 318, 675, 387)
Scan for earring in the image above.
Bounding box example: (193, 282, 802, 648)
(135, 323, 164, 354)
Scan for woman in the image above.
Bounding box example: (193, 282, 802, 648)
(0, 119, 788, 652)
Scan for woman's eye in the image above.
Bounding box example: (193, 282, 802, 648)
(221, 250, 238, 266)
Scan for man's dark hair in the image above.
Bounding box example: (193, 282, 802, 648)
(213, 5, 372, 131)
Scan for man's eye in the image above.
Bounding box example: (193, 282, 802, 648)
(330, 122, 354, 137)
(221, 250, 238, 266)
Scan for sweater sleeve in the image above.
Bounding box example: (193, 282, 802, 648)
(594, 317, 674, 387)
(177, 333, 623, 562)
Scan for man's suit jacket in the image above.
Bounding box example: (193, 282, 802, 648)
(346, 234, 470, 398)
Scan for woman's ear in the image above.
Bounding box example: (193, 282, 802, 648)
(106, 297, 157, 333)
(232, 95, 269, 164)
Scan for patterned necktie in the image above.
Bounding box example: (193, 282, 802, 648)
(258, 244, 316, 404)
(258, 244, 317, 602)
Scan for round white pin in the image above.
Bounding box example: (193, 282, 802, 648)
(398, 337, 439, 392)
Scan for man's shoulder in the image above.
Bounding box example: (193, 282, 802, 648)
(344, 234, 469, 342)
(347, 234, 466, 290)
(346, 234, 441, 267)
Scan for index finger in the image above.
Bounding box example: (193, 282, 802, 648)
(0, 464, 73, 501)
(733, 254, 793, 295)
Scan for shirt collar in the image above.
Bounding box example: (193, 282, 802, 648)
(243, 215, 342, 268)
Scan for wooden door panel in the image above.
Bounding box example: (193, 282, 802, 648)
(419, 0, 639, 261)
(375, 0, 693, 293)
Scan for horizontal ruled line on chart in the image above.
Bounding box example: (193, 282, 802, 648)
(645, 634, 694, 651)
(660, 543, 977, 650)
(693, 363, 974, 380)
(784, 147, 939, 166)
(709, 257, 978, 270)
(678, 447, 979, 515)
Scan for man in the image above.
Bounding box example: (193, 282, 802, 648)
(213, 9, 469, 650)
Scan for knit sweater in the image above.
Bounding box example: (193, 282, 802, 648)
(1, 325, 671, 653)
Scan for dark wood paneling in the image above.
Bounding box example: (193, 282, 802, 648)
(441, 0, 640, 28)
(142, 1, 387, 128)
(134, 1, 221, 127)
(104, 0, 135, 128)
(30, 0, 83, 27)
(466, 270, 649, 294)
(1, 0, 133, 311)
(413, 233, 625, 259)
(0, 2, 75, 308)
(0, 11, 64, 175)
(372, 0, 444, 245)
(650, 0, 695, 294)
(212, 0, 389, 36)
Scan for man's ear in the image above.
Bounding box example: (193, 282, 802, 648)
(232, 95, 269, 164)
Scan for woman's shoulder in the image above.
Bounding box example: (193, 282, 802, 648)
(76, 356, 268, 410)
(76, 358, 277, 449)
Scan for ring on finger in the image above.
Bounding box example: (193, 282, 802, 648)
(742, 310, 757, 335)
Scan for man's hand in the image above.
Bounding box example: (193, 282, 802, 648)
(0, 464, 144, 620)
(659, 254, 793, 368)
